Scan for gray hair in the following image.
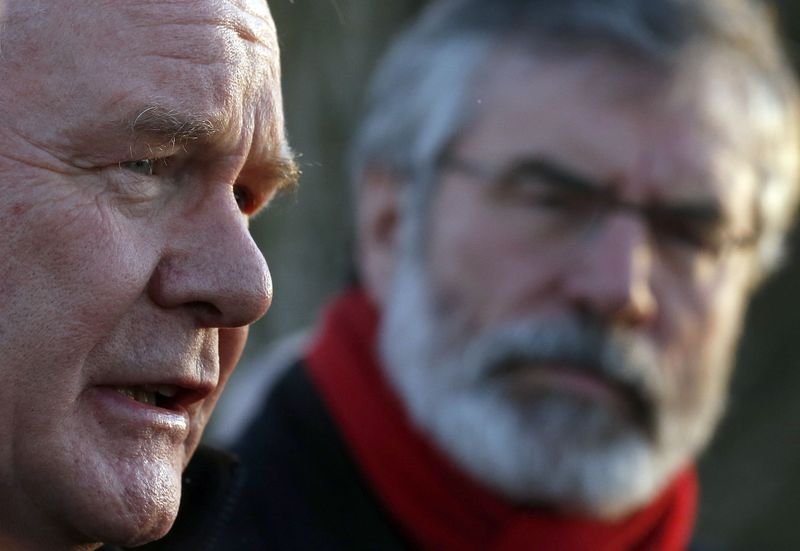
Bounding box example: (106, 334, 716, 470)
(351, 0, 800, 272)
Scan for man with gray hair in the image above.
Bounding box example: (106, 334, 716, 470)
(220, 0, 799, 548)
(0, 0, 296, 549)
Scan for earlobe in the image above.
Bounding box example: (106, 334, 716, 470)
(356, 166, 404, 307)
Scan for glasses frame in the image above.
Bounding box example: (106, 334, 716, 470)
(438, 154, 761, 263)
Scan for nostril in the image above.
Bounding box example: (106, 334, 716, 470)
(148, 219, 271, 327)
(186, 301, 223, 324)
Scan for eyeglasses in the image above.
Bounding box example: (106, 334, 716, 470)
(439, 155, 759, 276)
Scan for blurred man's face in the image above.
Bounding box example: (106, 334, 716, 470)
(0, 0, 291, 547)
(380, 52, 761, 517)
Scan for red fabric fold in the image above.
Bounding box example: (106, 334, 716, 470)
(307, 288, 697, 551)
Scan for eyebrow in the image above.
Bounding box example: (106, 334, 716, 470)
(127, 106, 218, 144)
(265, 155, 302, 193)
(444, 154, 601, 194)
(513, 157, 723, 213)
(125, 105, 301, 192)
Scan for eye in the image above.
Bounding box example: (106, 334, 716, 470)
(233, 185, 253, 214)
(648, 205, 725, 256)
(534, 186, 587, 210)
(120, 158, 156, 176)
(503, 174, 594, 214)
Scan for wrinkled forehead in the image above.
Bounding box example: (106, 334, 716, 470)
(0, 0, 281, 128)
(452, 46, 776, 232)
(2, 0, 277, 56)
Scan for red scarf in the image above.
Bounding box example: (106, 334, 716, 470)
(307, 289, 697, 551)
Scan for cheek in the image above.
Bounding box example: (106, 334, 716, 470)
(218, 327, 249, 384)
(428, 211, 557, 328)
(182, 326, 248, 463)
(0, 191, 157, 348)
(428, 219, 500, 326)
(428, 182, 533, 324)
(656, 271, 750, 406)
(695, 280, 749, 385)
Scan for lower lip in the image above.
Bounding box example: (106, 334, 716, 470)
(87, 387, 190, 435)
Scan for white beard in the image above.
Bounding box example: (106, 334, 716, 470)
(379, 245, 728, 518)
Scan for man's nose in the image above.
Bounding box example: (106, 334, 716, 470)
(562, 214, 657, 327)
(148, 188, 272, 328)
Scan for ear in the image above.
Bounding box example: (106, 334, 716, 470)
(356, 165, 404, 308)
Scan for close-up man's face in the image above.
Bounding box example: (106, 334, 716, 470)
(0, 0, 289, 547)
(380, 50, 763, 517)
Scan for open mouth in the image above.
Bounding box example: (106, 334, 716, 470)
(114, 385, 186, 411)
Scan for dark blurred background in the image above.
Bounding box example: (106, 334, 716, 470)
(222, 1, 800, 549)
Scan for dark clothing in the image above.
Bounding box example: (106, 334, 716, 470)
(130, 366, 711, 551)
(220, 362, 414, 550)
(126, 363, 411, 551)
(180, 363, 708, 551)
(133, 289, 708, 550)
(146, 446, 244, 551)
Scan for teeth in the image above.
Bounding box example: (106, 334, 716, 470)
(135, 389, 156, 406)
(157, 385, 177, 398)
(115, 386, 160, 406)
(116, 387, 137, 400)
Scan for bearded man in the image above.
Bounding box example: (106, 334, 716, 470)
(215, 0, 799, 549)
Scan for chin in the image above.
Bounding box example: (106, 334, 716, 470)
(420, 388, 676, 514)
(77, 471, 182, 548)
(18, 433, 185, 549)
(90, 514, 177, 549)
(87, 452, 185, 546)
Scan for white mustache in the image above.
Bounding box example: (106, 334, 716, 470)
(452, 316, 666, 433)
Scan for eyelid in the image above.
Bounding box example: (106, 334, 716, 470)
(116, 151, 184, 176)
(242, 185, 284, 218)
(510, 160, 599, 193)
(119, 158, 157, 175)
(236, 163, 301, 218)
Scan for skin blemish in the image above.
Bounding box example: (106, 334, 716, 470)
(11, 203, 30, 216)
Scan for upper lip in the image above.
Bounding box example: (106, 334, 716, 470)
(492, 360, 654, 431)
